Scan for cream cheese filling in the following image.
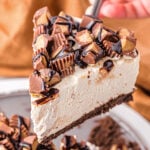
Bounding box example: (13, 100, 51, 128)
(31, 55, 139, 142)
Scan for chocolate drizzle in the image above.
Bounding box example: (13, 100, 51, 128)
(32, 88, 59, 105)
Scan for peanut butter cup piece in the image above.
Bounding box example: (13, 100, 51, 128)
(33, 34, 53, 53)
(39, 68, 61, 87)
(98, 27, 115, 42)
(33, 6, 51, 27)
(0, 122, 14, 135)
(33, 25, 50, 41)
(103, 39, 122, 58)
(51, 32, 69, 59)
(33, 48, 49, 70)
(9, 115, 30, 141)
(117, 28, 136, 53)
(80, 15, 102, 30)
(20, 135, 38, 150)
(81, 42, 104, 64)
(50, 52, 75, 77)
(0, 113, 9, 125)
(92, 22, 103, 39)
(52, 16, 71, 35)
(29, 73, 45, 94)
(75, 30, 93, 47)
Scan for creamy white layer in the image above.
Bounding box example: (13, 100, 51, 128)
(31, 55, 139, 142)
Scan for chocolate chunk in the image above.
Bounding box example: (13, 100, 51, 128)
(103, 36, 122, 58)
(32, 88, 59, 105)
(103, 59, 114, 72)
(33, 48, 49, 70)
(75, 30, 93, 47)
(20, 135, 38, 150)
(29, 73, 45, 94)
(51, 32, 69, 58)
(80, 15, 102, 31)
(117, 28, 136, 53)
(33, 34, 53, 54)
(33, 6, 51, 27)
(39, 68, 61, 87)
(50, 52, 75, 77)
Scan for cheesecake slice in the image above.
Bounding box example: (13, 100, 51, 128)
(29, 7, 139, 143)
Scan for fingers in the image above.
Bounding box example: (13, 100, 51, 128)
(99, 0, 150, 18)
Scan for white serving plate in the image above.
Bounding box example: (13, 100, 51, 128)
(0, 78, 150, 149)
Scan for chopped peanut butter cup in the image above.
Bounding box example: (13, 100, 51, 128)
(33, 6, 51, 27)
(117, 28, 136, 54)
(50, 52, 75, 77)
(75, 30, 93, 47)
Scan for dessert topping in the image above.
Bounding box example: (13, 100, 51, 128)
(117, 28, 136, 53)
(50, 52, 75, 77)
(75, 30, 93, 47)
(33, 6, 51, 27)
(51, 32, 69, 59)
(33, 48, 49, 70)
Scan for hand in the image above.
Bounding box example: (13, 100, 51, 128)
(88, 0, 150, 18)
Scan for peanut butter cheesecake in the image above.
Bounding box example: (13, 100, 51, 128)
(29, 7, 139, 143)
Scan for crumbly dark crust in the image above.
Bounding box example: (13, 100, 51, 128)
(41, 92, 133, 144)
